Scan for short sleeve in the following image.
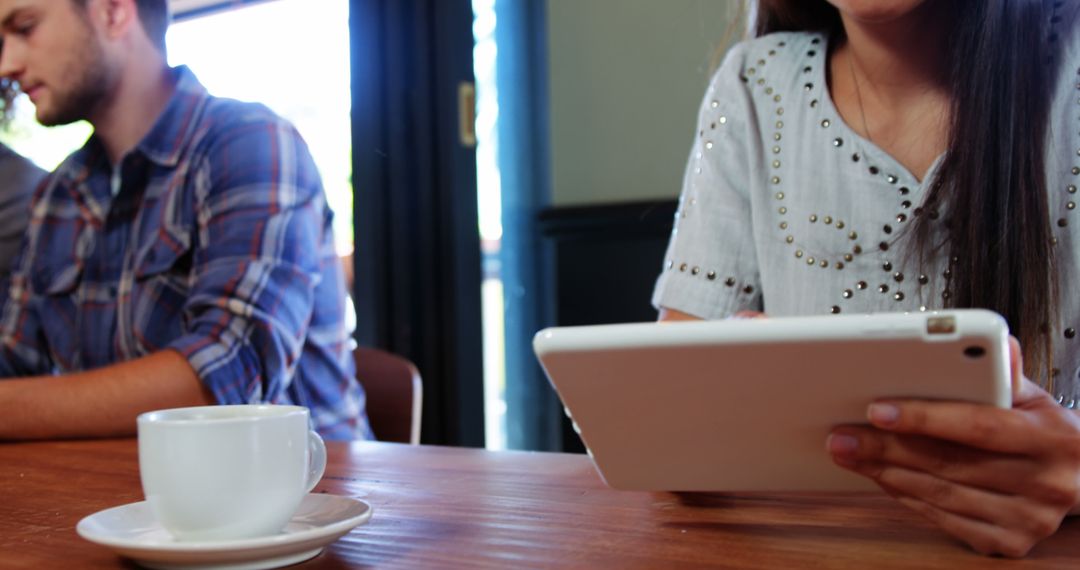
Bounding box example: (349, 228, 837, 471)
(652, 43, 763, 319)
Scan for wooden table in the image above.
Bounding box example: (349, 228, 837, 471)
(3, 440, 1080, 569)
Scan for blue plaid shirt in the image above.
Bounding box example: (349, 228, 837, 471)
(0, 67, 371, 440)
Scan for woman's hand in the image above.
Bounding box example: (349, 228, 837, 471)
(827, 337, 1080, 557)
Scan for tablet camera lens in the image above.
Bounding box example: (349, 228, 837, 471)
(963, 346, 986, 359)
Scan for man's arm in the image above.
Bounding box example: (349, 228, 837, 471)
(0, 350, 213, 440)
(658, 308, 702, 322)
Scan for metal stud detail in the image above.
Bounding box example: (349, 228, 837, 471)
(831, 306, 841, 314)
(1067, 328, 1077, 340)
(707, 271, 717, 281)
(725, 277, 736, 287)
(843, 289, 853, 299)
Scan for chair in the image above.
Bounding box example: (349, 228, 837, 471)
(353, 346, 423, 444)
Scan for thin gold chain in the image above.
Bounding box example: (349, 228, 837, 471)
(847, 48, 873, 144)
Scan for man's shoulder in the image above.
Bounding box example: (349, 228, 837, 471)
(198, 95, 297, 136)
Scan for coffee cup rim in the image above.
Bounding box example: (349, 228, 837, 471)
(137, 404, 309, 426)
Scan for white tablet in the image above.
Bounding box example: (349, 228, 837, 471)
(533, 309, 1011, 492)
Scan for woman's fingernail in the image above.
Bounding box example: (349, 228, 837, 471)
(868, 403, 900, 426)
(827, 433, 859, 454)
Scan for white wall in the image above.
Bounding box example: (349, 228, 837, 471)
(546, 0, 741, 206)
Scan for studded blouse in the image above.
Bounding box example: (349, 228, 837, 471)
(652, 16, 1080, 405)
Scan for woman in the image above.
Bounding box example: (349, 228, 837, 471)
(0, 80, 43, 279)
(652, 0, 1080, 557)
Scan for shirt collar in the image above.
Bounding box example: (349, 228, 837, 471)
(135, 65, 211, 167)
(59, 65, 210, 182)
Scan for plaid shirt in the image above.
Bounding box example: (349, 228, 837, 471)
(0, 67, 371, 440)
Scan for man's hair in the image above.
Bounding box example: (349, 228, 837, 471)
(72, 0, 171, 53)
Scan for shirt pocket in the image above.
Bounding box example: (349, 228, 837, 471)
(31, 261, 81, 296)
(129, 228, 194, 352)
(30, 260, 82, 372)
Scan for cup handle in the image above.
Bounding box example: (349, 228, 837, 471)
(305, 430, 327, 493)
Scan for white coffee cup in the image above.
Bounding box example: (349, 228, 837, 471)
(137, 405, 327, 541)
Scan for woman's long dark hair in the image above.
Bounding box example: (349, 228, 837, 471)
(753, 0, 1062, 384)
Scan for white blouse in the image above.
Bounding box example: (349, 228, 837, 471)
(652, 13, 1080, 404)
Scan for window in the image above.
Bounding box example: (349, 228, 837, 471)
(0, 0, 354, 255)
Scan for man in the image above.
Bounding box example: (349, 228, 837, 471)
(0, 0, 371, 440)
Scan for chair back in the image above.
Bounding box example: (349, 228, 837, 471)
(353, 346, 423, 444)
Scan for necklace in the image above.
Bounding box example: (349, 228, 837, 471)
(847, 48, 873, 144)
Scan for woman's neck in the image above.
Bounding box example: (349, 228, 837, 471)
(838, 3, 953, 105)
(829, 2, 956, 180)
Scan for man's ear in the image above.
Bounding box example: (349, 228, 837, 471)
(87, 0, 139, 41)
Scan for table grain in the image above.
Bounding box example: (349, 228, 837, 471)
(2, 440, 1079, 569)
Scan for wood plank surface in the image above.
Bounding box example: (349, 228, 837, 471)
(2, 440, 1079, 569)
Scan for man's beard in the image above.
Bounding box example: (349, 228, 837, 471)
(36, 38, 113, 127)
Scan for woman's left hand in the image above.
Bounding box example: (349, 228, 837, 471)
(827, 337, 1080, 557)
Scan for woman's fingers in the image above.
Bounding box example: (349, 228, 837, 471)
(861, 398, 1061, 455)
(889, 491, 1047, 558)
(828, 430, 1035, 495)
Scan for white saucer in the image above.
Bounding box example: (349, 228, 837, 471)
(76, 493, 372, 570)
